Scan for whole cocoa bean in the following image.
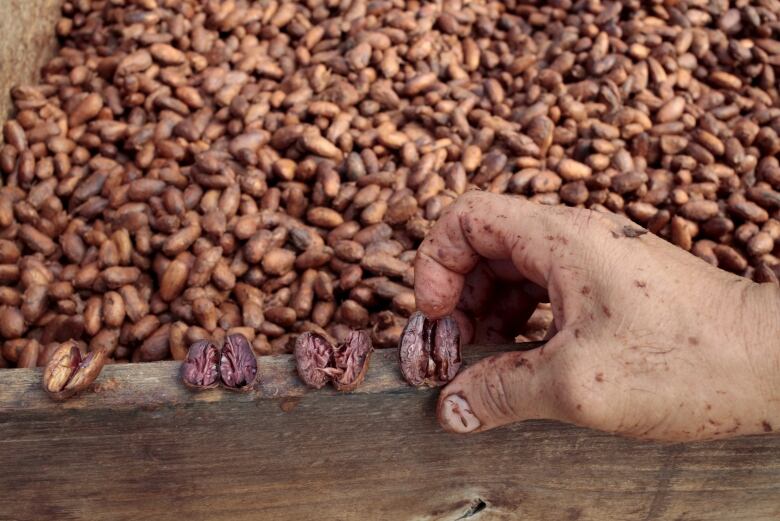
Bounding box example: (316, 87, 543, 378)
(169, 321, 189, 361)
(0, 307, 25, 339)
(17, 339, 40, 368)
(90, 328, 120, 357)
(22, 285, 48, 324)
(84, 297, 102, 336)
(160, 255, 191, 302)
(134, 324, 171, 363)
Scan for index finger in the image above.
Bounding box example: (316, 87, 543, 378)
(414, 191, 596, 318)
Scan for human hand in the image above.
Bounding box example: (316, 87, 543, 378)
(415, 191, 780, 441)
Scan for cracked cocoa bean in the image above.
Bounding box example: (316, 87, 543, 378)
(294, 330, 373, 392)
(42, 341, 107, 401)
(399, 312, 462, 387)
(180, 340, 220, 391)
(294, 332, 333, 390)
(219, 333, 258, 392)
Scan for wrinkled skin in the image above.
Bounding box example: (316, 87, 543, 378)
(415, 191, 780, 441)
(180, 340, 220, 390)
(294, 332, 333, 389)
(295, 330, 373, 391)
(220, 334, 258, 391)
(399, 312, 462, 387)
(43, 341, 107, 401)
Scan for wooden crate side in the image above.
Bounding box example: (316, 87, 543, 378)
(0, 0, 60, 132)
(1, 346, 779, 520)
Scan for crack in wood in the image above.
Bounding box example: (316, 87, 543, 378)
(455, 499, 487, 520)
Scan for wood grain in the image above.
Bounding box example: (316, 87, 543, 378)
(1, 345, 779, 521)
(0, 0, 60, 129)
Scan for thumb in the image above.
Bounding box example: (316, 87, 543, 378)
(437, 336, 571, 433)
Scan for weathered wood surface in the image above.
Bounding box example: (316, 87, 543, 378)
(0, 0, 60, 128)
(0, 344, 779, 521)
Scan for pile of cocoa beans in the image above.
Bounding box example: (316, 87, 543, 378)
(1, 0, 780, 368)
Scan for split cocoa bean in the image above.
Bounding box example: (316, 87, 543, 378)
(399, 312, 462, 387)
(42, 341, 107, 401)
(180, 340, 220, 391)
(180, 333, 258, 392)
(294, 330, 373, 392)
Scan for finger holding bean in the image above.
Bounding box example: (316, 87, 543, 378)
(416, 191, 780, 442)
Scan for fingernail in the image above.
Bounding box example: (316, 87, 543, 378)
(439, 394, 481, 433)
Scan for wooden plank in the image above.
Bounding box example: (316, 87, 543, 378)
(1, 345, 779, 521)
(0, 0, 60, 128)
(0, 341, 544, 413)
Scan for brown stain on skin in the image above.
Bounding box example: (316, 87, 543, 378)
(726, 421, 741, 434)
(602, 305, 611, 318)
(612, 225, 648, 239)
(545, 235, 569, 245)
(514, 356, 535, 374)
(581, 286, 591, 295)
(633, 280, 649, 297)
(483, 223, 493, 233)
(688, 337, 699, 346)
(449, 391, 476, 428)
(705, 404, 712, 410)
(763, 421, 773, 432)
(594, 372, 604, 382)
(574, 329, 581, 339)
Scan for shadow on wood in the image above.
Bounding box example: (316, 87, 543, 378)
(0, 345, 779, 520)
